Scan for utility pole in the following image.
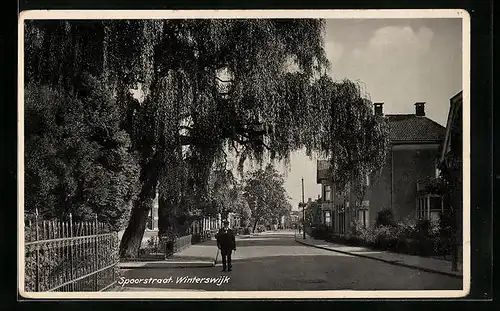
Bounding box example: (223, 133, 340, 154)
(302, 177, 306, 240)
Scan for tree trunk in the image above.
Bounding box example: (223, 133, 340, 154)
(119, 154, 159, 259)
(118, 199, 152, 259)
(252, 218, 259, 233)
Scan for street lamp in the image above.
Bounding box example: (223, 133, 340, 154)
(299, 202, 306, 239)
(301, 178, 306, 240)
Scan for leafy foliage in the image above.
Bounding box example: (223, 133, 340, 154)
(328, 217, 451, 258)
(242, 164, 291, 231)
(24, 76, 140, 230)
(375, 208, 396, 228)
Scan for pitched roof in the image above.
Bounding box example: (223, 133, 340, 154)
(440, 91, 463, 162)
(386, 114, 446, 142)
(316, 114, 446, 183)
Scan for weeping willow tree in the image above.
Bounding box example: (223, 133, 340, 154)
(23, 18, 389, 258)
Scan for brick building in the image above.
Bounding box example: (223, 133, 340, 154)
(317, 101, 446, 233)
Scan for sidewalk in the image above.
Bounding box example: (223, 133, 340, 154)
(295, 233, 463, 278)
(119, 239, 218, 269)
(119, 231, 265, 269)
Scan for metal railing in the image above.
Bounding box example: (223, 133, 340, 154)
(174, 234, 192, 252)
(24, 213, 119, 292)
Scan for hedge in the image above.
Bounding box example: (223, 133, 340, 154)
(316, 218, 452, 258)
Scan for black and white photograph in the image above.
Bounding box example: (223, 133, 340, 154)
(18, 10, 470, 299)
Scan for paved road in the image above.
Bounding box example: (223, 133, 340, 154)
(119, 230, 462, 291)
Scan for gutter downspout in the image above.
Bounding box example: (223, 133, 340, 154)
(391, 144, 394, 210)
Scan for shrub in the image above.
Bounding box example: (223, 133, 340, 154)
(414, 219, 431, 239)
(409, 219, 435, 256)
(147, 236, 158, 248)
(191, 233, 202, 244)
(255, 224, 266, 233)
(307, 213, 453, 258)
(344, 233, 362, 246)
(159, 231, 177, 255)
(435, 212, 453, 257)
(372, 225, 398, 249)
(311, 225, 331, 240)
(375, 208, 396, 227)
(243, 227, 252, 235)
(356, 225, 375, 245)
(349, 220, 365, 236)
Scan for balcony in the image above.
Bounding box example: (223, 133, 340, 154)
(416, 177, 445, 195)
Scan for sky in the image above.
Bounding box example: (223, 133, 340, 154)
(280, 18, 464, 211)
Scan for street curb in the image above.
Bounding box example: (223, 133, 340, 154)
(237, 234, 258, 239)
(295, 238, 463, 279)
(118, 261, 215, 269)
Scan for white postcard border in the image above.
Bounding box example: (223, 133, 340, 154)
(17, 9, 471, 299)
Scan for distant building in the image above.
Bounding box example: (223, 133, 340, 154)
(146, 192, 221, 234)
(317, 100, 447, 234)
(289, 211, 300, 227)
(227, 212, 241, 228)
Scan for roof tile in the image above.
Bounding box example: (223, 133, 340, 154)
(386, 115, 446, 142)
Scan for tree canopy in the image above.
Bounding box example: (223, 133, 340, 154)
(243, 164, 292, 232)
(24, 19, 389, 257)
(24, 74, 141, 230)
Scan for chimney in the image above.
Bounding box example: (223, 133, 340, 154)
(374, 102, 384, 116)
(415, 102, 425, 116)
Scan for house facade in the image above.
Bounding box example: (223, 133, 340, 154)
(439, 91, 463, 267)
(317, 101, 446, 233)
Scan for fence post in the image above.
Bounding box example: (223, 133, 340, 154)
(69, 213, 74, 291)
(35, 208, 40, 292)
(94, 214, 98, 291)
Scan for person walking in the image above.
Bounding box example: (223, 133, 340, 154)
(216, 220, 236, 272)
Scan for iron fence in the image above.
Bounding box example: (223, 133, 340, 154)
(136, 231, 213, 261)
(24, 212, 119, 292)
(174, 234, 192, 252)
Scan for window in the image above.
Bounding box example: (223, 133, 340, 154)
(324, 211, 331, 226)
(417, 196, 444, 221)
(358, 209, 369, 228)
(324, 185, 332, 201)
(430, 211, 440, 222)
(365, 173, 370, 187)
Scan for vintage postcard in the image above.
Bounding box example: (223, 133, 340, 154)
(18, 9, 470, 299)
